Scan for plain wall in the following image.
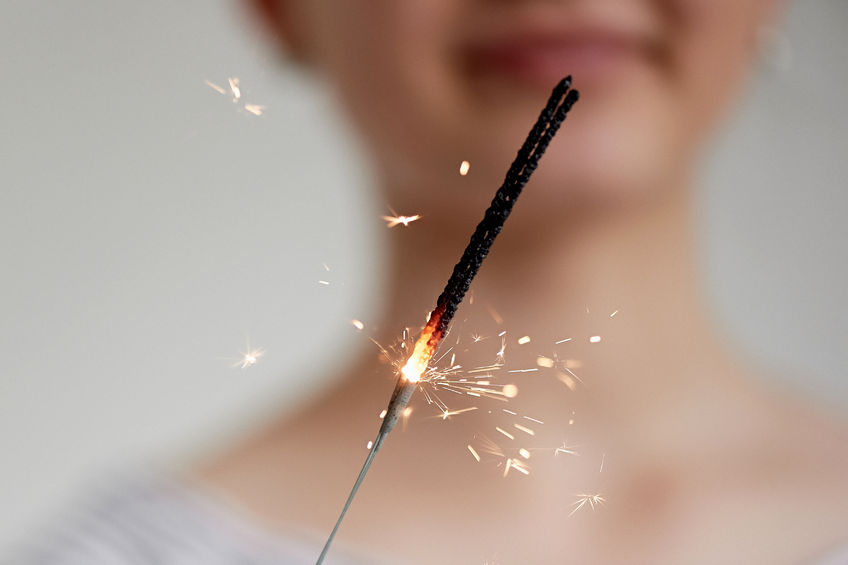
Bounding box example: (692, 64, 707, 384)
(1, 0, 845, 552)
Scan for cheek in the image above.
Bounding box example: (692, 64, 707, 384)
(314, 1, 461, 166)
(669, 0, 767, 133)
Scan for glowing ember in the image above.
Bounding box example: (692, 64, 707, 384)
(467, 445, 481, 462)
(459, 160, 471, 176)
(517, 335, 531, 345)
(351, 319, 365, 331)
(502, 384, 519, 398)
(589, 335, 602, 343)
(366, 440, 373, 450)
(610, 310, 619, 318)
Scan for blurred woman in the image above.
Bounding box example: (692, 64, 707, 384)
(19, 1, 848, 564)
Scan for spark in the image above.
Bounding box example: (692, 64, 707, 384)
(555, 441, 580, 457)
(589, 335, 602, 343)
(459, 160, 471, 176)
(232, 341, 264, 370)
(570, 493, 606, 516)
(495, 426, 515, 440)
(381, 209, 421, 228)
(322, 263, 331, 271)
(244, 103, 265, 116)
(471, 333, 486, 343)
(204, 77, 265, 117)
(523, 416, 544, 424)
(204, 80, 227, 95)
(518, 448, 531, 459)
(441, 406, 478, 420)
(366, 440, 373, 450)
(536, 356, 555, 368)
(557, 371, 578, 391)
(513, 423, 535, 436)
(517, 335, 531, 345)
(600, 453, 606, 473)
(228, 77, 241, 100)
(487, 305, 504, 325)
(503, 458, 530, 477)
(378, 409, 387, 419)
(555, 337, 573, 344)
(610, 310, 619, 318)
(351, 319, 365, 331)
(318, 280, 330, 286)
(495, 337, 507, 364)
(507, 368, 537, 373)
(501, 384, 519, 398)
(467, 445, 481, 462)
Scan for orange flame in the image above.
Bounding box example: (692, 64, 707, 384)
(400, 310, 444, 383)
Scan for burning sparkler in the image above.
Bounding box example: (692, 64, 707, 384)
(316, 77, 580, 564)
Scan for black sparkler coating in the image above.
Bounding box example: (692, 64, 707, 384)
(429, 77, 579, 342)
(316, 77, 579, 565)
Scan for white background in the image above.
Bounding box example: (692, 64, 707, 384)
(1, 0, 846, 552)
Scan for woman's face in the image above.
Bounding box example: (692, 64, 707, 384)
(267, 0, 779, 214)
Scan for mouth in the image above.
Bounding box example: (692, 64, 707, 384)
(461, 19, 663, 91)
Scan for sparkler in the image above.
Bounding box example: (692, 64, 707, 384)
(316, 77, 579, 564)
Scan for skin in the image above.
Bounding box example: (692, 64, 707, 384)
(195, 1, 848, 563)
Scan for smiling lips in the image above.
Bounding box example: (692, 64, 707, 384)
(465, 25, 659, 89)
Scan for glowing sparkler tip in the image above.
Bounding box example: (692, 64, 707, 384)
(401, 361, 422, 383)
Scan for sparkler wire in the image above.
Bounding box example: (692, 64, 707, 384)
(316, 77, 579, 564)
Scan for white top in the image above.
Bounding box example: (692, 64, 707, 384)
(5, 475, 370, 565)
(6, 475, 848, 565)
